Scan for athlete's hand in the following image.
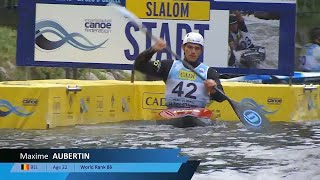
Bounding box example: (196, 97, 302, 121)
(233, 11, 244, 22)
(204, 79, 217, 94)
(152, 39, 166, 51)
(233, 11, 242, 16)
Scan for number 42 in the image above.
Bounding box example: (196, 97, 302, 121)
(172, 82, 197, 99)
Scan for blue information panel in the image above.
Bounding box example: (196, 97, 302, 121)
(17, 0, 296, 75)
(10, 163, 182, 173)
(0, 149, 200, 180)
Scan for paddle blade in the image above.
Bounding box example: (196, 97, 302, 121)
(228, 99, 269, 128)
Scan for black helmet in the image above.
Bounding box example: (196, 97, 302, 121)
(309, 27, 320, 41)
(229, 14, 238, 25)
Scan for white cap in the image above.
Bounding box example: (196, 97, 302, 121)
(182, 32, 204, 46)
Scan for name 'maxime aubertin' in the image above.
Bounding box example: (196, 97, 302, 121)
(20, 153, 90, 160)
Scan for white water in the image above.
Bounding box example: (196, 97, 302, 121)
(1, 121, 320, 179)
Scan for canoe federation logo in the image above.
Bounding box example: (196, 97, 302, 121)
(0, 99, 33, 117)
(35, 20, 110, 52)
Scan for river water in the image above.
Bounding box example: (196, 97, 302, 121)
(0, 120, 319, 180)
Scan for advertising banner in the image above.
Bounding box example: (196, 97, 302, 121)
(17, 0, 296, 75)
(0, 85, 48, 129)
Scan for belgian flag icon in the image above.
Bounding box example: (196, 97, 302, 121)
(21, 164, 30, 171)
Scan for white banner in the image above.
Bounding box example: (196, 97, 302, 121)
(35, 4, 229, 67)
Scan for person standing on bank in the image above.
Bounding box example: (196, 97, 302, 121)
(297, 27, 320, 72)
(134, 32, 226, 113)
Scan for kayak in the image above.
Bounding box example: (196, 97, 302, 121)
(221, 71, 320, 84)
(157, 108, 214, 128)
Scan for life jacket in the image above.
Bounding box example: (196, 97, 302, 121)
(230, 30, 254, 50)
(165, 61, 210, 108)
(297, 43, 320, 71)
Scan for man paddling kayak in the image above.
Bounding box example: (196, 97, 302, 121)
(135, 32, 226, 127)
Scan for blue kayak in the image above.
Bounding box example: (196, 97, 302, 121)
(222, 72, 320, 84)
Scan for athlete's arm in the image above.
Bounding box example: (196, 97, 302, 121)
(234, 11, 244, 22)
(233, 11, 248, 32)
(228, 34, 236, 51)
(238, 21, 248, 33)
(237, 20, 255, 48)
(207, 68, 227, 102)
(134, 48, 173, 81)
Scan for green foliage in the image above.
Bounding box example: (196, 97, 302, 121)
(0, 26, 16, 64)
(297, 0, 320, 14)
(296, 0, 320, 45)
(133, 71, 147, 81)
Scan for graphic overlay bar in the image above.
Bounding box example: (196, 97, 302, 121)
(0, 149, 200, 180)
(10, 163, 181, 173)
(0, 149, 187, 162)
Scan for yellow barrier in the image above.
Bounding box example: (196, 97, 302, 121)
(0, 83, 51, 129)
(207, 83, 320, 122)
(0, 80, 318, 129)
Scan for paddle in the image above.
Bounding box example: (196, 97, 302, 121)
(108, 3, 269, 128)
